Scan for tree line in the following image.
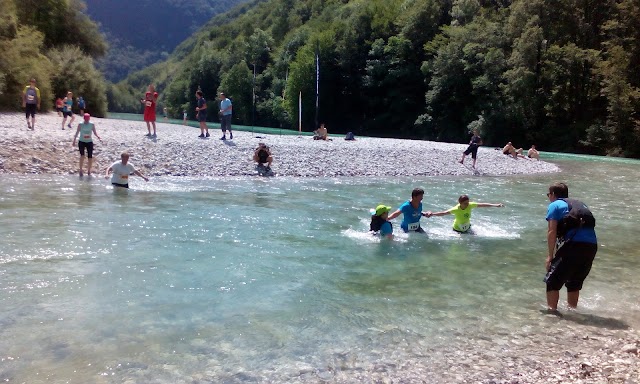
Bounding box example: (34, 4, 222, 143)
(111, 0, 640, 157)
(0, 0, 108, 116)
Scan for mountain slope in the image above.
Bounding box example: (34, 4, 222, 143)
(85, 0, 248, 81)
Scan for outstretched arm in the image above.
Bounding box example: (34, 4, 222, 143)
(134, 170, 149, 182)
(104, 166, 113, 179)
(476, 203, 504, 208)
(387, 209, 401, 221)
(427, 210, 451, 218)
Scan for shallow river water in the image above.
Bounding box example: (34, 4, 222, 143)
(0, 155, 639, 383)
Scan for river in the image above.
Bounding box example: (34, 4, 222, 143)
(0, 154, 638, 382)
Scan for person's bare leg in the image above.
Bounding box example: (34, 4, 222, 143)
(567, 290, 579, 309)
(78, 156, 84, 176)
(146, 122, 151, 135)
(31, 117, 36, 130)
(62, 117, 67, 130)
(459, 154, 465, 164)
(87, 157, 93, 176)
(472, 157, 477, 168)
(152, 121, 156, 135)
(546, 290, 560, 311)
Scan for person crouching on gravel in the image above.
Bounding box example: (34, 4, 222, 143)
(253, 143, 273, 170)
(72, 113, 103, 177)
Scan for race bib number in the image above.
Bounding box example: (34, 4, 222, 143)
(145, 101, 152, 107)
(458, 223, 470, 232)
(408, 222, 420, 231)
(121, 175, 129, 180)
(83, 135, 90, 139)
(27, 95, 35, 101)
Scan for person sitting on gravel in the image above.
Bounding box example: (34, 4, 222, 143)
(253, 143, 273, 170)
(502, 142, 524, 159)
(527, 145, 540, 160)
(313, 123, 329, 140)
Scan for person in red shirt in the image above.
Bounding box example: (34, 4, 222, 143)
(55, 97, 64, 116)
(140, 84, 159, 137)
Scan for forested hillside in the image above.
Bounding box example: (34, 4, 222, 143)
(84, 0, 249, 82)
(113, 0, 640, 157)
(0, 0, 108, 116)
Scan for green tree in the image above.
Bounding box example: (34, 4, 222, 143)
(15, 0, 107, 58)
(219, 61, 253, 124)
(48, 46, 108, 116)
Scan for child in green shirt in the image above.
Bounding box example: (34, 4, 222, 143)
(427, 194, 504, 233)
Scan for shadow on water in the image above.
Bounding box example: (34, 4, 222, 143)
(562, 312, 630, 330)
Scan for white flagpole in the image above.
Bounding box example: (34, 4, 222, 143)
(298, 91, 302, 135)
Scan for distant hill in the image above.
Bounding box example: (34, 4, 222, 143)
(85, 0, 248, 82)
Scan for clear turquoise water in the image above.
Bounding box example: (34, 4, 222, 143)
(1, 157, 639, 382)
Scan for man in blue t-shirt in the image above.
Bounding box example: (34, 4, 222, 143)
(388, 188, 428, 233)
(218, 92, 233, 140)
(544, 182, 597, 312)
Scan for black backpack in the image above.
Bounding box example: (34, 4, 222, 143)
(556, 198, 596, 238)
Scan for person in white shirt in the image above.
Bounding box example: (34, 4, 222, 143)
(105, 152, 149, 188)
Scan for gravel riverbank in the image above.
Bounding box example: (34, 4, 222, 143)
(0, 112, 559, 177)
(1, 112, 638, 383)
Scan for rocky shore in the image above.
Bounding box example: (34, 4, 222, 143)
(0, 112, 559, 177)
(1, 112, 638, 383)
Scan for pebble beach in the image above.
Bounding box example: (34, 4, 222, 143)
(0, 112, 559, 177)
(1, 112, 639, 383)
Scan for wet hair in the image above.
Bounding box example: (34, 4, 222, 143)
(411, 188, 425, 198)
(549, 182, 568, 198)
(196, 90, 203, 97)
(120, 152, 130, 160)
(458, 194, 470, 203)
(370, 215, 386, 232)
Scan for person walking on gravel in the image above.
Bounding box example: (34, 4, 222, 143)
(72, 113, 102, 177)
(195, 90, 209, 138)
(219, 92, 233, 140)
(61, 91, 75, 130)
(141, 84, 158, 137)
(459, 128, 482, 168)
(22, 78, 40, 130)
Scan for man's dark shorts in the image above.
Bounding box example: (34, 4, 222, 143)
(112, 183, 129, 188)
(221, 114, 232, 131)
(463, 144, 478, 159)
(197, 112, 207, 122)
(545, 242, 597, 292)
(63, 110, 73, 118)
(78, 141, 94, 158)
(25, 104, 37, 118)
